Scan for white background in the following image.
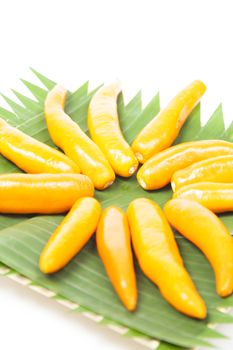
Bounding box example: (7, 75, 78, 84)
(0, 0, 232, 349)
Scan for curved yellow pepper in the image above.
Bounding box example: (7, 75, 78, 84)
(88, 82, 138, 177)
(173, 182, 233, 213)
(164, 199, 233, 297)
(132, 81, 206, 163)
(40, 197, 101, 274)
(0, 117, 79, 174)
(172, 155, 233, 191)
(0, 173, 94, 214)
(137, 140, 233, 190)
(45, 85, 115, 190)
(96, 206, 137, 311)
(127, 198, 206, 318)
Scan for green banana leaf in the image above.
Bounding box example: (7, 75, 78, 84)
(0, 69, 232, 350)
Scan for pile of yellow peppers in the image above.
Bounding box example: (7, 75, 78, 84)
(0, 79, 232, 320)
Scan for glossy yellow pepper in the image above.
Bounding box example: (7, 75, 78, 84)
(127, 198, 206, 318)
(40, 197, 101, 274)
(45, 85, 115, 190)
(172, 155, 233, 191)
(164, 199, 233, 297)
(0, 173, 94, 214)
(137, 140, 233, 190)
(88, 82, 138, 177)
(0, 117, 80, 174)
(173, 182, 233, 213)
(96, 206, 137, 311)
(132, 81, 206, 163)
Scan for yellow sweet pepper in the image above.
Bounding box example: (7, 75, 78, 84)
(0, 173, 93, 214)
(173, 182, 233, 213)
(137, 140, 233, 190)
(164, 199, 233, 297)
(132, 81, 206, 163)
(96, 206, 137, 311)
(40, 197, 101, 274)
(127, 198, 206, 318)
(88, 82, 138, 177)
(45, 85, 115, 190)
(172, 155, 233, 191)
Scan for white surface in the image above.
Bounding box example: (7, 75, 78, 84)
(0, 0, 232, 349)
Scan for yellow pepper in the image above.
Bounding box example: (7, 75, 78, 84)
(96, 206, 137, 311)
(0, 173, 93, 214)
(173, 182, 233, 213)
(132, 81, 206, 163)
(0, 117, 79, 174)
(164, 199, 233, 297)
(137, 140, 233, 190)
(88, 82, 138, 177)
(40, 197, 101, 274)
(45, 85, 115, 190)
(172, 155, 233, 191)
(127, 198, 206, 318)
